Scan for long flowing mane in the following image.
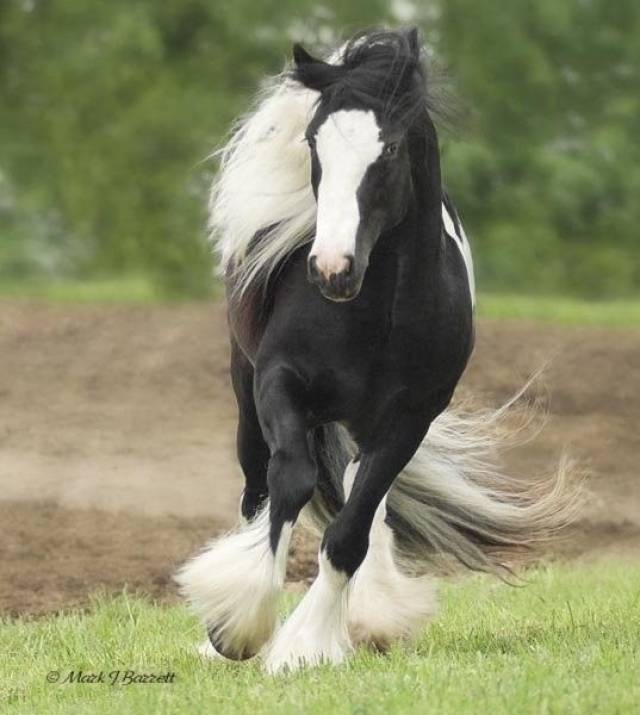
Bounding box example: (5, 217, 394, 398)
(210, 76, 318, 294)
(209, 29, 445, 296)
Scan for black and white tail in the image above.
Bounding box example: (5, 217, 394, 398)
(306, 392, 583, 576)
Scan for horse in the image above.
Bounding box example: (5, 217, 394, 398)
(177, 28, 577, 674)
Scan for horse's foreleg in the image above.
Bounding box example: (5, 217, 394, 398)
(344, 460, 437, 651)
(263, 409, 432, 673)
(256, 365, 318, 575)
(177, 360, 315, 661)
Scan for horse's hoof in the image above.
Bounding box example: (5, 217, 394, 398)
(207, 627, 256, 661)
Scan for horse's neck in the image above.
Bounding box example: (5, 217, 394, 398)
(392, 131, 444, 308)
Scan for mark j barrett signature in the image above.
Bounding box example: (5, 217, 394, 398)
(46, 670, 176, 685)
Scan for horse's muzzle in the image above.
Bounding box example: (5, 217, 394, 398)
(307, 254, 360, 301)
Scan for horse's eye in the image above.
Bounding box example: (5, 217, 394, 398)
(382, 142, 398, 158)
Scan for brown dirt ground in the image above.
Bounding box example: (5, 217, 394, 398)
(0, 301, 638, 617)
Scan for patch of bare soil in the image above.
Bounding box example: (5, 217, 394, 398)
(0, 501, 314, 618)
(0, 302, 638, 616)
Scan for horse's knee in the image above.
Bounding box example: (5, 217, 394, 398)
(322, 519, 369, 577)
(268, 450, 317, 524)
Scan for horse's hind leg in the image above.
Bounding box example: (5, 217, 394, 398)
(177, 361, 317, 661)
(230, 340, 270, 522)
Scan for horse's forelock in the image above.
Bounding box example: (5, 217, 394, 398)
(293, 29, 427, 128)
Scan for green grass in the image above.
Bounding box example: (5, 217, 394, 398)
(2, 562, 639, 714)
(0, 276, 163, 303)
(478, 293, 640, 326)
(1, 277, 639, 326)
(0, 276, 226, 304)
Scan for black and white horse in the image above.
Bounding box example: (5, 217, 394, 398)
(178, 28, 576, 674)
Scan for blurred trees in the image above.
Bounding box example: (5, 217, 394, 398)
(435, 0, 640, 296)
(0, 0, 638, 297)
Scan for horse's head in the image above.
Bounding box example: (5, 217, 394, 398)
(293, 29, 426, 302)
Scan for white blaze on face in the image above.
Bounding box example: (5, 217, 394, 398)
(311, 109, 383, 278)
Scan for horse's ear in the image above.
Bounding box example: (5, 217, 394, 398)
(406, 27, 421, 60)
(291, 44, 345, 92)
(293, 43, 319, 67)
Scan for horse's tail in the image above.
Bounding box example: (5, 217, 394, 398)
(305, 392, 584, 576)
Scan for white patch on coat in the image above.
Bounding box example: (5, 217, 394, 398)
(343, 461, 438, 649)
(442, 203, 476, 306)
(263, 551, 351, 674)
(175, 507, 292, 660)
(310, 110, 383, 278)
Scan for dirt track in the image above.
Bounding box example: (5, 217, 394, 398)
(1, 301, 639, 616)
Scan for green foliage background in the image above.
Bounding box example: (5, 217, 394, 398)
(1, 0, 638, 297)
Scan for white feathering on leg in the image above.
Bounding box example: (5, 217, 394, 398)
(263, 550, 351, 674)
(344, 461, 438, 650)
(175, 505, 292, 660)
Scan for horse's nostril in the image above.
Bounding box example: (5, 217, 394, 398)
(308, 254, 355, 294)
(343, 255, 354, 277)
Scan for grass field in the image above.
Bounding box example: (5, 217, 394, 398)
(0, 277, 166, 304)
(1, 278, 640, 326)
(2, 562, 639, 714)
(477, 293, 640, 327)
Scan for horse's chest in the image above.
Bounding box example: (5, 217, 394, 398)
(305, 325, 434, 416)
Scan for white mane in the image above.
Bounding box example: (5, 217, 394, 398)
(209, 74, 320, 294)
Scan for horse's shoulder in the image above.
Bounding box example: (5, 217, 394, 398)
(441, 192, 476, 307)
